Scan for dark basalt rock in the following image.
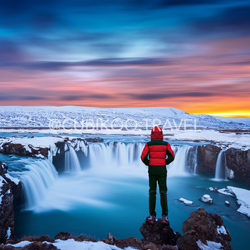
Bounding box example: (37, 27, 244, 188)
(196, 145, 221, 175)
(225, 148, 250, 186)
(105, 233, 143, 249)
(177, 208, 232, 250)
(54, 232, 72, 240)
(0, 142, 49, 158)
(0, 162, 21, 244)
(139, 219, 181, 246)
(85, 137, 104, 142)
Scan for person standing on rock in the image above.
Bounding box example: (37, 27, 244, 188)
(141, 126, 175, 225)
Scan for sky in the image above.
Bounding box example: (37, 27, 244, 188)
(0, 0, 250, 117)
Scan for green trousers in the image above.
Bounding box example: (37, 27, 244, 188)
(149, 172, 168, 216)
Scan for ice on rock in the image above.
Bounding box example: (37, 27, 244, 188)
(6, 227, 11, 240)
(42, 239, 136, 250)
(7, 241, 32, 248)
(225, 200, 230, 206)
(209, 187, 218, 192)
(227, 169, 234, 179)
(179, 198, 193, 205)
(217, 188, 234, 196)
(197, 240, 223, 250)
(4, 173, 20, 185)
(217, 225, 227, 235)
(200, 194, 213, 204)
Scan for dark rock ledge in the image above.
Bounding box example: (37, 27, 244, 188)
(0, 161, 22, 244)
(0, 208, 232, 250)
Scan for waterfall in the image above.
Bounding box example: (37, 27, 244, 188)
(65, 146, 82, 172)
(215, 150, 227, 180)
(85, 142, 197, 177)
(18, 141, 198, 210)
(186, 146, 198, 174)
(167, 146, 193, 176)
(86, 142, 145, 175)
(20, 159, 58, 209)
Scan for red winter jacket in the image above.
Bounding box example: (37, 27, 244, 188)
(141, 126, 175, 167)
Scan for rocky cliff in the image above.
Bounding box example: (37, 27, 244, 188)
(0, 161, 22, 244)
(225, 148, 250, 186)
(197, 144, 250, 186)
(197, 145, 221, 175)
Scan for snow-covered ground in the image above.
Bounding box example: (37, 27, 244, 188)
(0, 106, 249, 129)
(1, 128, 250, 150)
(0, 106, 249, 149)
(7, 239, 137, 250)
(227, 186, 250, 218)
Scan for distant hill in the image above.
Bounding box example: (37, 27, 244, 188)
(0, 106, 249, 129)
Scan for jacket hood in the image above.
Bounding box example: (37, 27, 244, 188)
(151, 126, 163, 140)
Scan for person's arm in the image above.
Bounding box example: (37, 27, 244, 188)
(166, 143, 175, 165)
(141, 143, 150, 166)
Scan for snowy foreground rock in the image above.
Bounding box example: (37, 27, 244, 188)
(0, 208, 232, 250)
(0, 161, 21, 243)
(200, 194, 213, 204)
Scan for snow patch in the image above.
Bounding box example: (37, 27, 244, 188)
(7, 241, 32, 248)
(43, 239, 137, 250)
(0, 175, 7, 188)
(197, 240, 223, 250)
(227, 186, 250, 218)
(4, 173, 20, 185)
(227, 169, 234, 179)
(6, 227, 11, 240)
(179, 197, 193, 205)
(200, 194, 213, 204)
(217, 188, 233, 196)
(217, 225, 227, 235)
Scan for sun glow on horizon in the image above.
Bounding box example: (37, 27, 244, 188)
(193, 110, 250, 118)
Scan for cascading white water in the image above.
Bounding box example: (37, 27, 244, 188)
(87, 142, 145, 176)
(86, 142, 196, 177)
(167, 146, 193, 176)
(65, 146, 82, 172)
(19, 141, 198, 211)
(20, 159, 58, 209)
(215, 150, 227, 180)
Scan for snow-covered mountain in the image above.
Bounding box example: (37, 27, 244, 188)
(0, 106, 249, 129)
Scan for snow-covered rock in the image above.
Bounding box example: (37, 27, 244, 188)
(227, 186, 250, 218)
(8, 239, 137, 250)
(0, 136, 88, 162)
(209, 187, 218, 192)
(225, 201, 230, 206)
(197, 239, 223, 250)
(200, 194, 213, 204)
(227, 169, 234, 179)
(177, 208, 232, 250)
(217, 188, 234, 196)
(0, 161, 21, 243)
(179, 198, 193, 205)
(217, 225, 227, 235)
